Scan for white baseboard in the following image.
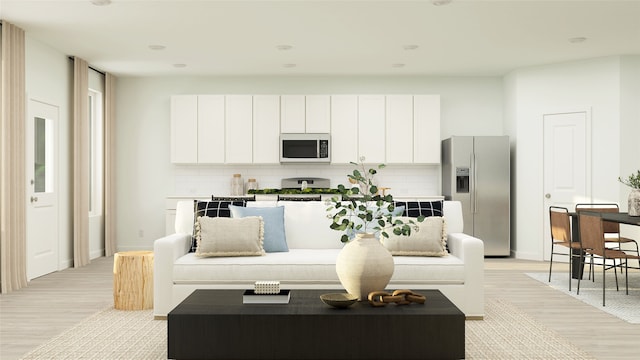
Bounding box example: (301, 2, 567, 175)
(115, 245, 154, 252)
(512, 250, 543, 261)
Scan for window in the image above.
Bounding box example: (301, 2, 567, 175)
(34, 116, 54, 193)
(89, 89, 104, 216)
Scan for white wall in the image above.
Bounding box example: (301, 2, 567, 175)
(506, 56, 638, 260)
(25, 35, 73, 268)
(619, 55, 640, 242)
(115, 76, 504, 251)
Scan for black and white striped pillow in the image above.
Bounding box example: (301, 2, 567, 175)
(190, 200, 247, 252)
(393, 200, 444, 218)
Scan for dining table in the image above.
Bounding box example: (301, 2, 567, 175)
(570, 211, 640, 279)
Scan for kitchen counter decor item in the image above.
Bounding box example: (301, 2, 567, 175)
(246, 178, 258, 193)
(230, 174, 243, 196)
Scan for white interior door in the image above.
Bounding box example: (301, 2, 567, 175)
(26, 99, 59, 280)
(542, 110, 590, 261)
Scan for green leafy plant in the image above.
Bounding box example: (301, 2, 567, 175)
(326, 157, 424, 243)
(619, 170, 640, 190)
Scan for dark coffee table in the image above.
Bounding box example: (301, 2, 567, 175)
(168, 289, 464, 360)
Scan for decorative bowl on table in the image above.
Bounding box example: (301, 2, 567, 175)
(320, 293, 358, 308)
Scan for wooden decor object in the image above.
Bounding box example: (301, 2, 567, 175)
(113, 251, 154, 310)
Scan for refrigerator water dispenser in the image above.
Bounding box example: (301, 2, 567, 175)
(456, 167, 469, 193)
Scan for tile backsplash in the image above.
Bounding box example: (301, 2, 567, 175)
(173, 164, 441, 198)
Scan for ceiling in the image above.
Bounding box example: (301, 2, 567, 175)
(1, 0, 639, 77)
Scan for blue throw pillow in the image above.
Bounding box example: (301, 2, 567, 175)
(229, 205, 289, 252)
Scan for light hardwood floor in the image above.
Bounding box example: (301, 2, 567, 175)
(1, 257, 639, 360)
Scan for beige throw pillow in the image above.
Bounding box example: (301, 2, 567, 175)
(381, 216, 447, 256)
(195, 216, 265, 257)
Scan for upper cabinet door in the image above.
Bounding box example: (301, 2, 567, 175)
(385, 95, 414, 164)
(253, 95, 280, 164)
(280, 95, 305, 133)
(225, 95, 253, 164)
(170, 95, 198, 163)
(413, 95, 441, 164)
(330, 95, 358, 164)
(305, 95, 331, 133)
(197, 95, 225, 164)
(358, 95, 386, 164)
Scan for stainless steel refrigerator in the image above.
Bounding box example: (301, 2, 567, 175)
(442, 136, 510, 256)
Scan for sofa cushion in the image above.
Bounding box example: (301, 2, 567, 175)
(191, 200, 247, 252)
(278, 201, 344, 249)
(195, 216, 265, 257)
(230, 205, 289, 253)
(173, 249, 464, 285)
(381, 216, 447, 256)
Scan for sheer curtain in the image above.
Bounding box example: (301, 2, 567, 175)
(73, 57, 90, 267)
(104, 73, 117, 256)
(0, 21, 28, 293)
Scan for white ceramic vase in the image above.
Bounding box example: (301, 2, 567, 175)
(335, 233, 395, 300)
(629, 189, 640, 216)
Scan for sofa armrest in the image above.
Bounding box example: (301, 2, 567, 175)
(153, 233, 191, 317)
(447, 232, 485, 319)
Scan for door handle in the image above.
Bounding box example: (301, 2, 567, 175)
(30, 196, 38, 203)
(545, 193, 551, 199)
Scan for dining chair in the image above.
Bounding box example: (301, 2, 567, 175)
(548, 206, 585, 291)
(578, 212, 640, 306)
(575, 203, 640, 273)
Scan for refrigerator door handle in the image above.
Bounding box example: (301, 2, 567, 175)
(473, 152, 478, 213)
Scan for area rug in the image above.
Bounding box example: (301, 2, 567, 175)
(20, 298, 594, 360)
(527, 271, 640, 324)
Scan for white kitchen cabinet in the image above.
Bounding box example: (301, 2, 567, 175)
(358, 95, 386, 164)
(330, 95, 359, 164)
(252, 95, 280, 164)
(385, 95, 414, 164)
(413, 95, 441, 164)
(197, 95, 225, 164)
(281, 95, 330, 134)
(225, 95, 253, 164)
(305, 95, 331, 133)
(170, 95, 198, 163)
(280, 95, 305, 133)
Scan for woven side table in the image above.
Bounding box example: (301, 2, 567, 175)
(113, 251, 154, 310)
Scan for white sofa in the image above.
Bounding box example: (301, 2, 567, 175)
(154, 200, 484, 318)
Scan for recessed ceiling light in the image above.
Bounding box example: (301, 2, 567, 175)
(392, 63, 406, 68)
(173, 64, 187, 68)
(403, 45, 419, 51)
(431, 0, 452, 6)
(283, 63, 297, 68)
(276, 45, 293, 51)
(91, 0, 112, 6)
(568, 37, 587, 44)
(149, 45, 166, 50)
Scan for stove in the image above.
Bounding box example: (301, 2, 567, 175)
(281, 177, 330, 189)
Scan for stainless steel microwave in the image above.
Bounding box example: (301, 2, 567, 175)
(280, 133, 331, 163)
